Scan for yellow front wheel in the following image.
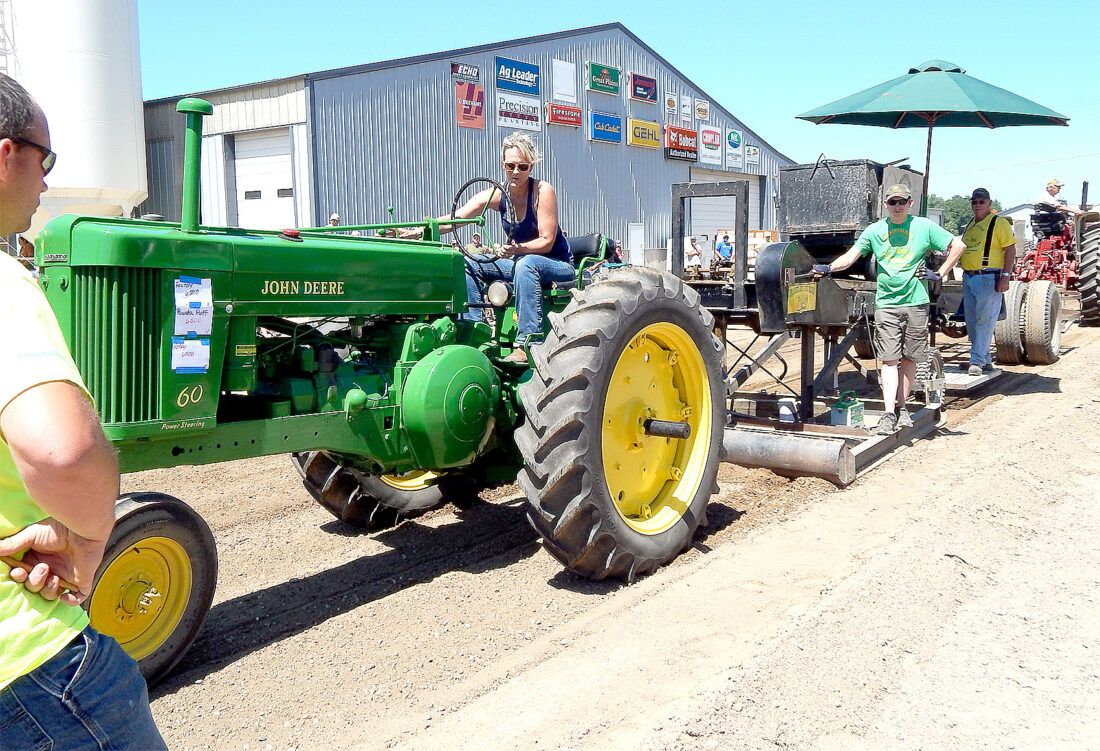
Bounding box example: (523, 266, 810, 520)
(86, 493, 218, 686)
(516, 266, 724, 581)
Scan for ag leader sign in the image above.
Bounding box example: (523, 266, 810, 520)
(664, 125, 697, 161)
(497, 92, 541, 131)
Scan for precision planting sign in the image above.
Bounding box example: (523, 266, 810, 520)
(589, 111, 623, 143)
(627, 118, 660, 148)
(630, 73, 658, 103)
(455, 82, 485, 129)
(699, 125, 723, 166)
(497, 92, 541, 131)
(496, 56, 540, 95)
(547, 102, 582, 127)
(665, 125, 697, 161)
(587, 62, 621, 95)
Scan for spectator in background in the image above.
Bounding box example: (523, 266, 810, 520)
(960, 188, 1016, 376)
(328, 212, 341, 226)
(465, 231, 486, 254)
(1036, 179, 1083, 218)
(716, 234, 733, 263)
(686, 237, 702, 269)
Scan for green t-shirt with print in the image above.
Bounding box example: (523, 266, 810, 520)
(855, 215, 954, 308)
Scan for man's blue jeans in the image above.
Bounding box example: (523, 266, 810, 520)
(464, 253, 576, 344)
(0, 626, 166, 750)
(963, 271, 1002, 367)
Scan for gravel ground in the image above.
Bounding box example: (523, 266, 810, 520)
(127, 325, 1099, 751)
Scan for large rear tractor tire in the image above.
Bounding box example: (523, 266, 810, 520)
(515, 266, 725, 582)
(1021, 280, 1062, 365)
(86, 494, 218, 686)
(994, 280, 1027, 364)
(1079, 223, 1100, 326)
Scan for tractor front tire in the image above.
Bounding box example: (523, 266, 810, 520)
(1079, 223, 1100, 326)
(86, 493, 218, 686)
(994, 280, 1027, 364)
(515, 266, 725, 582)
(1021, 280, 1062, 365)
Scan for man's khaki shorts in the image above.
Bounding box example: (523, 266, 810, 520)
(874, 305, 928, 362)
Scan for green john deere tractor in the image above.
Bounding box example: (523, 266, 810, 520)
(34, 99, 725, 683)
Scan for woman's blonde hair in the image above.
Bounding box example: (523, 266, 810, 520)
(500, 132, 541, 166)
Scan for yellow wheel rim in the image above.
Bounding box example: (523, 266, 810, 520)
(88, 537, 193, 661)
(378, 470, 442, 491)
(601, 322, 712, 535)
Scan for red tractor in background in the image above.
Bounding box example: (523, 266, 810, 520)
(1013, 188, 1099, 326)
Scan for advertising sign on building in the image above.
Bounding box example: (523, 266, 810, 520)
(627, 118, 660, 148)
(699, 125, 723, 166)
(694, 99, 710, 122)
(495, 56, 540, 95)
(455, 81, 485, 129)
(547, 102, 582, 127)
(496, 92, 542, 131)
(588, 111, 623, 144)
(664, 93, 678, 121)
(552, 59, 577, 103)
(630, 73, 658, 103)
(679, 94, 692, 124)
(725, 128, 744, 169)
(745, 144, 761, 165)
(450, 62, 480, 81)
(665, 125, 698, 161)
(587, 62, 621, 95)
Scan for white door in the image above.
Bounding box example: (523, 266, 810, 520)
(627, 222, 645, 267)
(234, 129, 295, 230)
(688, 168, 762, 248)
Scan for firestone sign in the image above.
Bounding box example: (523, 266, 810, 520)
(547, 102, 582, 127)
(495, 56, 540, 96)
(587, 62, 621, 95)
(664, 125, 698, 161)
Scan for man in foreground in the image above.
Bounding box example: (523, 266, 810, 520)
(0, 73, 165, 749)
(816, 184, 965, 434)
(960, 188, 1016, 375)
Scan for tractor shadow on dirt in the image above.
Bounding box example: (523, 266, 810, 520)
(151, 495, 539, 697)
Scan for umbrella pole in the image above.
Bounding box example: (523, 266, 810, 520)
(920, 119, 934, 216)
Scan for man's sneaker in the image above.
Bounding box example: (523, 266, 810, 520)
(982, 363, 996, 372)
(967, 364, 982, 376)
(876, 412, 898, 435)
(896, 407, 914, 429)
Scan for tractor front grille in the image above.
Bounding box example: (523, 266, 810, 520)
(72, 268, 162, 425)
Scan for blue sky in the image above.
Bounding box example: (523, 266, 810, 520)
(138, 0, 1099, 208)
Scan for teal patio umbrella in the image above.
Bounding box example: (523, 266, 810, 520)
(798, 61, 1069, 213)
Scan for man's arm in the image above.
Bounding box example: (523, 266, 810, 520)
(936, 237, 967, 277)
(0, 381, 118, 603)
(828, 245, 865, 273)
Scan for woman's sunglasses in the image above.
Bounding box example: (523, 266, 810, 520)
(5, 135, 56, 176)
(503, 162, 531, 172)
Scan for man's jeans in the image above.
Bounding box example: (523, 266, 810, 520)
(0, 626, 167, 750)
(464, 253, 576, 344)
(963, 272, 1002, 367)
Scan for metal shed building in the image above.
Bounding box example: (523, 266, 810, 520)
(142, 23, 793, 255)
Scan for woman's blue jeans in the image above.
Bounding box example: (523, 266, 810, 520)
(464, 253, 576, 344)
(0, 626, 166, 750)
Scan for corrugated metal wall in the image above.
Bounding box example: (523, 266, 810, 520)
(310, 27, 791, 248)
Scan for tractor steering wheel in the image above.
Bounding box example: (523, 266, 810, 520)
(449, 177, 515, 265)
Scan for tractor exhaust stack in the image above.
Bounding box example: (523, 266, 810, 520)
(176, 98, 214, 233)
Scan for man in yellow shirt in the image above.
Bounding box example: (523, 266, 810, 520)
(0, 74, 165, 749)
(960, 188, 1016, 376)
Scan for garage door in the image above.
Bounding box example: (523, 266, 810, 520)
(688, 168, 761, 243)
(234, 129, 295, 230)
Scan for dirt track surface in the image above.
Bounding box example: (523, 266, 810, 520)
(132, 326, 1100, 750)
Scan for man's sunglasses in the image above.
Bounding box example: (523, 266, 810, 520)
(886, 198, 910, 206)
(503, 162, 531, 172)
(4, 135, 56, 176)
(971, 199, 989, 205)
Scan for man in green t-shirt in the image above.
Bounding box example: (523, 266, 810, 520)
(815, 184, 965, 434)
(0, 74, 165, 749)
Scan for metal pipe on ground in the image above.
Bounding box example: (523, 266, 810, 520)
(720, 427, 856, 487)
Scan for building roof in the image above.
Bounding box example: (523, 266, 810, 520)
(146, 22, 791, 164)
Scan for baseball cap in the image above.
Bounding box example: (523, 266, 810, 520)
(1046, 179, 1063, 188)
(971, 188, 991, 200)
(329, 212, 340, 221)
(884, 184, 912, 200)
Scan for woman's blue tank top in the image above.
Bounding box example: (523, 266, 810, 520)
(500, 178, 572, 263)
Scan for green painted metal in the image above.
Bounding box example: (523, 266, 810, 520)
(176, 98, 213, 233)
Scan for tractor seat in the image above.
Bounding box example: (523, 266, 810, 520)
(1030, 207, 1065, 236)
(568, 233, 604, 267)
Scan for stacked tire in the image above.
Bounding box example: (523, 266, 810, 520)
(994, 279, 1062, 366)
